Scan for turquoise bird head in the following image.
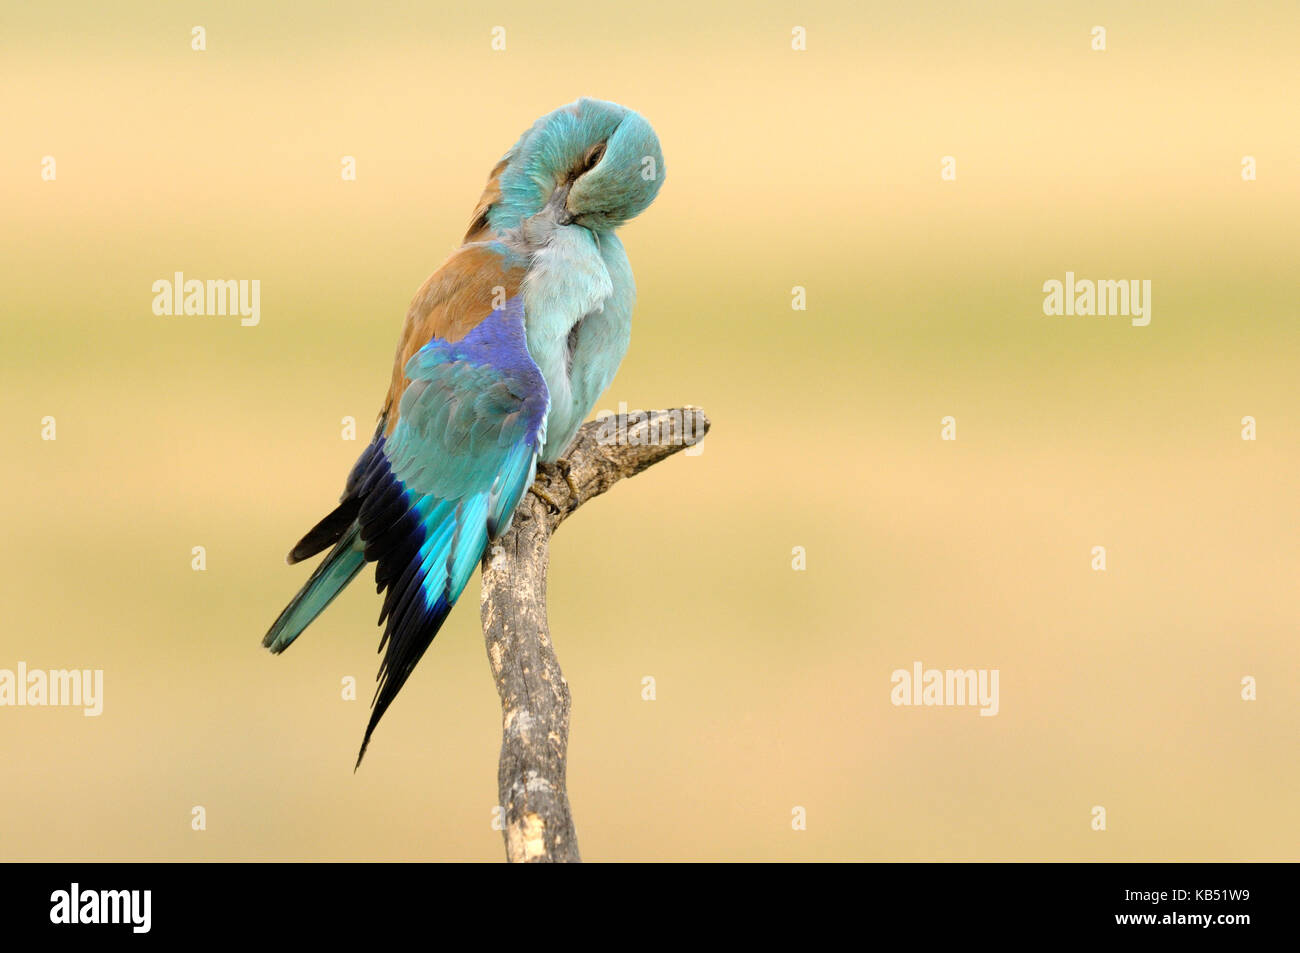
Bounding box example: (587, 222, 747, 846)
(485, 98, 665, 236)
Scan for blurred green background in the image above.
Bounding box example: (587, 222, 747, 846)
(1, 0, 1297, 860)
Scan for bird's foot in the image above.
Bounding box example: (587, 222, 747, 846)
(530, 460, 579, 513)
(529, 482, 562, 512)
(556, 458, 580, 499)
(529, 463, 564, 512)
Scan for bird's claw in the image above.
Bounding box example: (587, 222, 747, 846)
(529, 461, 564, 512)
(529, 460, 578, 513)
(556, 458, 580, 499)
(529, 482, 562, 512)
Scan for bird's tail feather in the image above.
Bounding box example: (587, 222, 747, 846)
(287, 497, 362, 564)
(352, 492, 491, 769)
(263, 524, 366, 654)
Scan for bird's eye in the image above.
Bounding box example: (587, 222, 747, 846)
(581, 143, 606, 172)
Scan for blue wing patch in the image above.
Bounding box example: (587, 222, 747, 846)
(351, 297, 548, 766)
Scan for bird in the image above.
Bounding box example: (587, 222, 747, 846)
(262, 98, 665, 768)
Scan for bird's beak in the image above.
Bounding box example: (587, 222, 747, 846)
(547, 181, 574, 226)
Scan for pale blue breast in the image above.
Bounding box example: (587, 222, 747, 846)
(522, 227, 635, 462)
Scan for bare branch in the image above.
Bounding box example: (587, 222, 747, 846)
(479, 407, 710, 862)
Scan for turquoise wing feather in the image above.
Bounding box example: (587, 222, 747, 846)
(264, 296, 548, 767)
(356, 295, 548, 766)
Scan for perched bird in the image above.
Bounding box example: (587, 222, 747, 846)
(263, 98, 665, 767)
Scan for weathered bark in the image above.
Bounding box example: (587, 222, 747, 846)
(479, 407, 710, 863)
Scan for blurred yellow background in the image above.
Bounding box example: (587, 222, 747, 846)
(1, 0, 1297, 860)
